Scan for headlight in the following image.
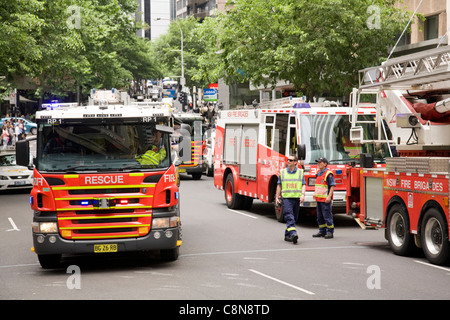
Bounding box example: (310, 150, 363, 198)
(308, 178, 316, 187)
(32, 222, 58, 233)
(152, 217, 178, 229)
(0, 176, 8, 180)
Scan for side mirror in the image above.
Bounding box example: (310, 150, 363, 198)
(297, 144, 306, 160)
(16, 140, 30, 167)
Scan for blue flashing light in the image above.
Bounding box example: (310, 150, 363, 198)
(293, 103, 311, 109)
(80, 200, 90, 206)
(29, 196, 33, 205)
(335, 169, 343, 175)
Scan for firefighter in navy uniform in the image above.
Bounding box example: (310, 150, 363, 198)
(313, 157, 336, 239)
(275, 154, 306, 244)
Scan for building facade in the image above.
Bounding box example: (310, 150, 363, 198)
(394, 0, 449, 55)
(136, 0, 176, 40)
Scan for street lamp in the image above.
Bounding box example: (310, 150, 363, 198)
(155, 17, 185, 86)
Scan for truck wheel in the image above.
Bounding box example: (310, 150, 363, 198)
(225, 174, 243, 209)
(421, 208, 450, 265)
(38, 254, 61, 269)
(160, 247, 179, 261)
(191, 172, 202, 180)
(387, 204, 415, 256)
(242, 196, 253, 210)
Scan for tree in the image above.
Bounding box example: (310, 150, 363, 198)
(194, 0, 411, 100)
(1, 0, 162, 102)
(153, 17, 209, 89)
(0, 0, 45, 92)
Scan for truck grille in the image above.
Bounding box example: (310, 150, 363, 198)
(53, 183, 155, 240)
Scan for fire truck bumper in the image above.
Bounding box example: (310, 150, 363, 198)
(302, 191, 347, 212)
(32, 227, 182, 256)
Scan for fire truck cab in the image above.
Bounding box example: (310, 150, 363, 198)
(214, 98, 389, 221)
(173, 112, 206, 180)
(16, 90, 185, 268)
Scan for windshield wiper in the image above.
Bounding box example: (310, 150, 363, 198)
(118, 164, 143, 171)
(65, 164, 103, 171)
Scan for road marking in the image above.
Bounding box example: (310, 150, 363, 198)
(249, 269, 315, 295)
(414, 260, 450, 273)
(180, 245, 368, 258)
(0, 263, 39, 269)
(227, 209, 258, 219)
(7, 217, 20, 231)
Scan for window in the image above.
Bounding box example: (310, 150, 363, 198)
(424, 14, 439, 40)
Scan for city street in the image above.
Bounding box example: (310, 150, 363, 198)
(1, 174, 450, 302)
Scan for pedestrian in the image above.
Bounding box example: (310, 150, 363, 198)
(313, 157, 336, 239)
(2, 125, 9, 150)
(275, 154, 306, 244)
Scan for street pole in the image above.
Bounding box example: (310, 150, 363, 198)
(155, 18, 184, 87)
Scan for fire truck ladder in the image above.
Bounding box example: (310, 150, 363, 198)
(350, 46, 450, 147)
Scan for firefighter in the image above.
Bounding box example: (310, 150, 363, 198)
(275, 154, 306, 244)
(313, 157, 335, 239)
(135, 128, 166, 165)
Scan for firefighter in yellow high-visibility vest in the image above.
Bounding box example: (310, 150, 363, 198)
(275, 154, 306, 244)
(135, 129, 167, 165)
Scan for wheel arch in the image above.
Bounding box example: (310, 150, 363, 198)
(418, 200, 447, 236)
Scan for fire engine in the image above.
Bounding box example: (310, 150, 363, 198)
(348, 46, 450, 265)
(214, 98, 390, 221)
(16, 89, 185, 268)
(173, 112, 206, 180)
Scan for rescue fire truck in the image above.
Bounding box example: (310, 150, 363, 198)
(348, 46, 450, 265)
(214, 98, 390, 221)
(173, 112, 206, 180)
(16, 90, 185, 268)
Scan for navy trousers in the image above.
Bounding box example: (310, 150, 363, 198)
(316, 201, 334, 234)
(283, 198, 299, 237)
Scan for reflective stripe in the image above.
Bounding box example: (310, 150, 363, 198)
(286, 227, 297, 232)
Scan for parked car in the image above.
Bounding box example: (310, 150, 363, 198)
(1, 117, 37, 135)
(0, 152, 33, 190)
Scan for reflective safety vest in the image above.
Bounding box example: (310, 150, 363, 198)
(136, 145, 166, 165)
(314, 168, 332, 202)
(280, 168, 304, 198)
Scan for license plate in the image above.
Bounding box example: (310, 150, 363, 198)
(94, 244, 118, 253)
(178, 168, 186, 173)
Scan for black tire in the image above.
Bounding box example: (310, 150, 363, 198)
(160, 247, 179, 261)
(38, 254, 61, 269)
(191, 172, 202, 180)
(386, 204, 416, 256)
(224, 174, 243, 209)
(421, 208, 450, 265)
(242, 196, 253, 210)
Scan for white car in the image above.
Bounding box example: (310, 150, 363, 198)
(0, 153, 33, 190)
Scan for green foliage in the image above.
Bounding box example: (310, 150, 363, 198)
(194, 0, 411, 99)
(1, 0, 161, 101)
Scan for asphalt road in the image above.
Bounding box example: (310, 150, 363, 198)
(1, 174, 450, 303)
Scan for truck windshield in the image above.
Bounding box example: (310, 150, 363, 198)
(36, 121, 172, 172)
(299, 114, 390, 164)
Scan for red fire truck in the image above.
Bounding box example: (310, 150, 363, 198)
(214, 98, 391, 221)
(16, 90, 185, 268)
(173, 112, 206, 180)
(348, 46, 450, 265)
